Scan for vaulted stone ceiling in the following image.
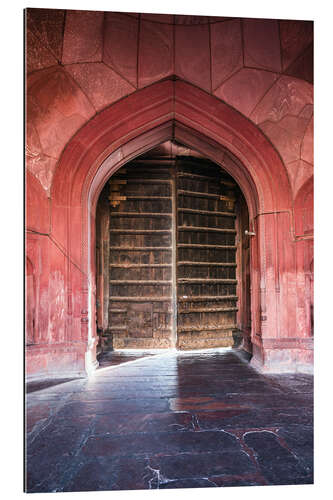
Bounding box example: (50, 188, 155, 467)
(26, 9, 313, 200)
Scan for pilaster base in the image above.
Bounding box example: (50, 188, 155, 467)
(26, 342, 88, 380)
(250, 337, 313, 374)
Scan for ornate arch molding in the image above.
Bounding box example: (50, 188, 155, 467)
(50, 78, 295, 374)
(52, 78, 291, 213)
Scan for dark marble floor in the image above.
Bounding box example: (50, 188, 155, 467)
(97, 349, 161, 369)
(25, 348, 313, 492)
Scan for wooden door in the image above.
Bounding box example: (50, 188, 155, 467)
(108, 161, 175, 349)
(107, 156, 238, 350)
(176, 158, 238, 349)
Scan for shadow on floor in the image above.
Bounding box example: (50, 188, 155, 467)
(26, 378, 83, 394)
(97, 350, 158, 369)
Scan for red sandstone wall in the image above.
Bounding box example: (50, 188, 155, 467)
(25, 9, 314, 376)
(26, 11, 313, 198)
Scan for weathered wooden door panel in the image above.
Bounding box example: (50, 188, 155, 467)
(176, 158, 238, 350)
(108, 163, 174, 348)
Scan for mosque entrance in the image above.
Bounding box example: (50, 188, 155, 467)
(96, 142, 250, 352)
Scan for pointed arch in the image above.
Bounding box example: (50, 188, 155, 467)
(47, 78, 299, 374)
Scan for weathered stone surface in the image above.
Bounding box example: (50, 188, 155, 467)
(279, 20, 313, 71)
(63, 457, 152, 491)
(57, 398, 170, 418)
(28, 416, 92, 457)
(214, 68, 278, 118)
(243, 19, 281, 72)
(63, 459, 119, 492)
(209, 474, 266, 487)
(259, 114, 310, 164)
(211, 19, 243, 90)
(26, 152, 57, 193)
(27, 67, 95, 158)
(26, 103, 57, 191)
(175, 23, 211, 91)
(277, 425, 313, 470)
(243, 430, 311, 484)
(149, 450, 256, 479)
(195, 406, 313, 430)
(250, 76, 313, 124)
(26, 29, 58, 73)
(209, 17, 236, 23)
(294, 180, 314, 238)
(65, 63, 135, 111)
(301, 115, 314, 165)
(103, 13, 138, 87)
(26, 8, 65, 61)
(160, 478, 216, 488)
(26, 351, 313, 492)
(139, 20, 173, 87)
(284, 43, 313, 84)
(82, 429, 240, 457)
(286, 159, 313, 198)
(62, 10, 104, 64)
(93, 412, 194, 435)
(141, 13, 174, 23)
(175, 15, 209, 24)
(26, 404, 52, 434)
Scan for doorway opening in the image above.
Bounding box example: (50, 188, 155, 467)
(95, 141, 250, 356)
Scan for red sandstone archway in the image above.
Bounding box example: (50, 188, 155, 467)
(50, 78, 300, 375)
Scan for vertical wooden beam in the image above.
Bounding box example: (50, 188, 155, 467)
(171, 161, 178, 348)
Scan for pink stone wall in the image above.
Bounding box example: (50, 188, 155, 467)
(26, 11, 313, 199)
(25, 9, 314, 376)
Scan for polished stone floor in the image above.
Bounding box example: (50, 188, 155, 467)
(25, 348, 313, 492)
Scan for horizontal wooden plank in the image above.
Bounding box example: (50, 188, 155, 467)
(110, 263, 172, 268)
(178, 189, 220, 199)
(220, 179, 236, 187)
(178, 324, 236, 332)
(109, 297, 172, 302)
(109, 309, 127, 313)
(177, 261, 236, 267)
(178, 226, 236, 233)
(178, 207, 236, 217)
(178, 307, 238, 314)
(109, 229, 172, 234)
(178, 278, 237, 284)
(109, 179, 127, 185)
(109, 280, 172, 285)
(109, 246, 171, 251)
(177, 171, 222, 181)
(125, 195, 171, 200)
(178, 295, 238, 302)
(220, 195, 236, 201)
(108, 195, 126, 201)
(110, 212, 173, 217)
(178, 244, 236, 249)
(125, 179, 171, 184)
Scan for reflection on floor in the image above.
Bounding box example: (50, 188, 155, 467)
(25, 348, 313, 492)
